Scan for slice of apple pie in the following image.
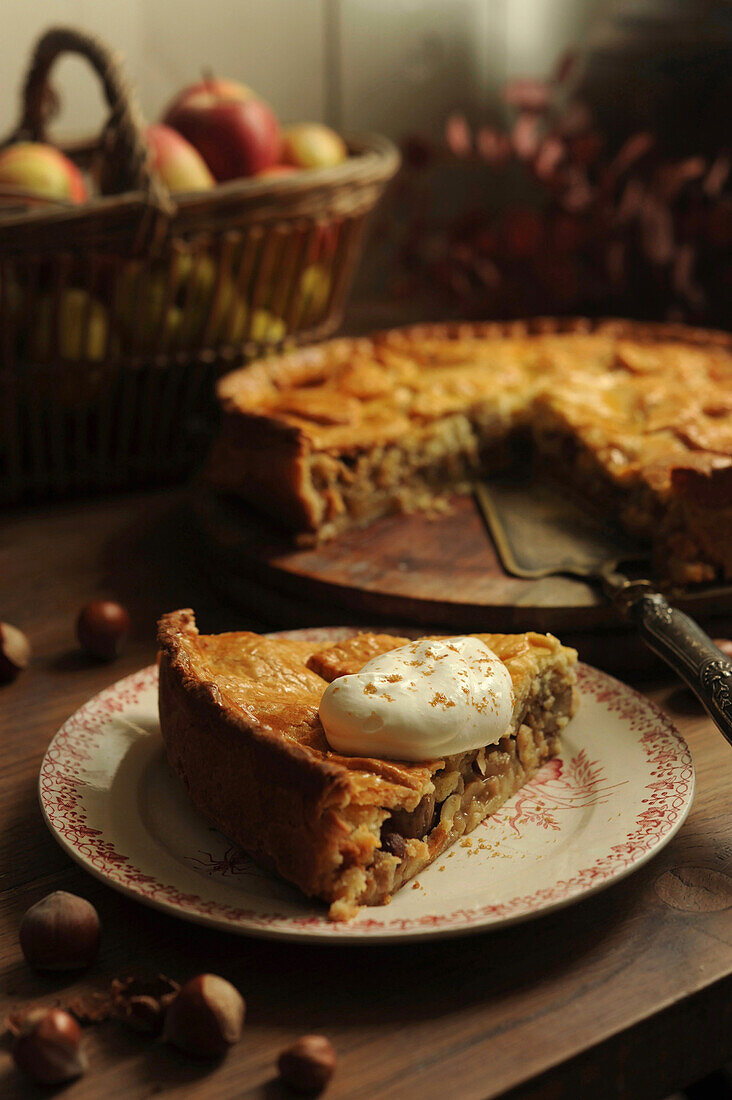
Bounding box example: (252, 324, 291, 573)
(158, 610, 578, 920)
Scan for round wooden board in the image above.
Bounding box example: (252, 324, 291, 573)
(192, 490, 732, 640)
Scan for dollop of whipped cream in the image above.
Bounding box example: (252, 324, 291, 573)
(319, 637, 515, 761)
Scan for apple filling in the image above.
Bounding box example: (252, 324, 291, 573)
(327, 668, 575, 921)
(302, 406, 519, 543)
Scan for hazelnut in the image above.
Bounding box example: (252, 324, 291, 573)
(0, 622, 31, 683)
(20, 890, 101, 971)
(12, 1008, 86, 1084)
(111, 973, 180, 1034)
(278, 1035, 337, 1093)
(713, 638, 732, 659)
(163, 973, 245, 1058)
(76, 600, 131, 660)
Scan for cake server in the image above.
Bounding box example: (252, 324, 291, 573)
(474, 472, 732, 747)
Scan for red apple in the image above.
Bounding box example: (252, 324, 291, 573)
(146, 124, 215, 193)
(163, 77, 253, 116)
(282, 123, 347, 170)
(162, 78, 280, 180)
(0, 142, 87, 202)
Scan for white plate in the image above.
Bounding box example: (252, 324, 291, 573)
(39, 627, 694, 943)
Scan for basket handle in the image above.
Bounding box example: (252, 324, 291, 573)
(6, 26, 172, 212)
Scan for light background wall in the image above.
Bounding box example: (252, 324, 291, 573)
(0, 0, 616, 144)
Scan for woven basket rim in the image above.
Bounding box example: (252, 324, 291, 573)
(0, 131, 400, 234)
(178, 132, 400, 200)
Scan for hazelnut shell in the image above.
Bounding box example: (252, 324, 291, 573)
(0, 622, 31, 683)
(12, 1008, 86, 1084)
(163, 973, 245, 1058)
(111, 974, 180, 1034)
(278, 1034, 337, 1093)
(19, 890, 101, 971)
(76, 600, 131, 661)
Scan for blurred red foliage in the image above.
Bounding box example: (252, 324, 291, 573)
(389, 60, 731, 328)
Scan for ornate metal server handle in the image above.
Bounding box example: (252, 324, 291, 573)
(623, 590, 732, 748)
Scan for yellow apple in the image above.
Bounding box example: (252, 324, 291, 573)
(30, 289, 108, 361)
(281, 124, 347, 170)
(114, 253, 254, 352)
(217, 296, 248, 344)
(146, 124, 215, 193)
(176, 255, 226, 342)
(0, 142, 87, 202)
(113, 263, 177, 351)
(292, 263, 332, 328)
(250, 308, 285, 344)
(176, 254, 253, 345)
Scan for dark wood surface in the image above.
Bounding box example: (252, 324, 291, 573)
(2, 488, 732, 1100)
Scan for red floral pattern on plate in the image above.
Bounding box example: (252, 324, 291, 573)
(491, 750, 627, 836)
(39, 647, 694, 940)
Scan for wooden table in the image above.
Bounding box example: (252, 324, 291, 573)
(2, 489, 731, 1100)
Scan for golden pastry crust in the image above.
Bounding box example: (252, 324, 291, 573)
(207, 318, 732, 584)
(158, 610, 578, 920)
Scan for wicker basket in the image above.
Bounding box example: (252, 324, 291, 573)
(0, 27, 400, 503)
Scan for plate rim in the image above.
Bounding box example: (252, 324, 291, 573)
(38, 635, 695, 944)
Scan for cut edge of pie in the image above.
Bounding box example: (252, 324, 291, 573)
(157, 610, 578, 921)
(206, 316, 732, 586)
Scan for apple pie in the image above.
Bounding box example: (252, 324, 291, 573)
(207, 318, 732, 585)
(157, 609, 578, 920)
